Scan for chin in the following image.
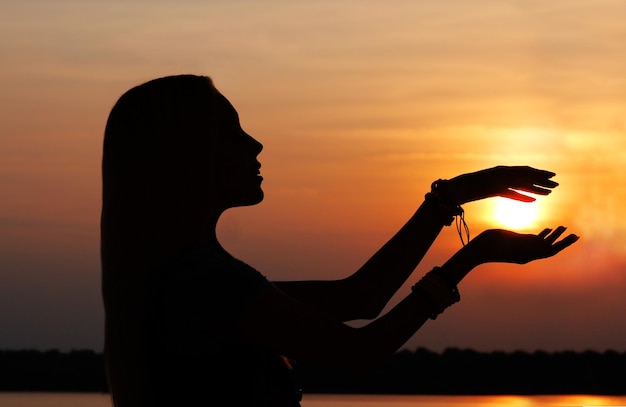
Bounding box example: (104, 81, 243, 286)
(247, 191, 264, 206)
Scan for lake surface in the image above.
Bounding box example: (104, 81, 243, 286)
(1, 392, 626, 406)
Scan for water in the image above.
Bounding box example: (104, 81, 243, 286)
(303, 394, 626, 406)
(1, 393, 625, 406)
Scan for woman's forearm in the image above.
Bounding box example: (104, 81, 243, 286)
(275, 197, 455, 321)
(343, 201, 445, 314)
(439, 243, 481, 286)
(335, 253, 479, 369)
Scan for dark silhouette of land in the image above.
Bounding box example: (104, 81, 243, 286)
(0, 349, 106, 392)
(1, 347, 624, 395)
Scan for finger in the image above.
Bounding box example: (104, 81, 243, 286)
(537, 228, 552, 238)
(511, 185, 552, 196)
(546, 226, 567, 244)
(500, 189, 536, 202)
(513, 178, 558, 193)
(535, 168, 556, 178)
(511, 166, 556, 180)
(530, 168, 556, 178)
(513, 168, 559, 188)
(552, 234, 580, 252)
(534, 179, 559, 188)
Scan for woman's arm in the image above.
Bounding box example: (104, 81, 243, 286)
(273, 198, 446, 322)
(273, 166, 561, 322)
(241, 226, 578, 371)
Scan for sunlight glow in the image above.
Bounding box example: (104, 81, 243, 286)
(493, 197, 539, 230)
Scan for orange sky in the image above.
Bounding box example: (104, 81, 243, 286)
(0, 0, 624, 352)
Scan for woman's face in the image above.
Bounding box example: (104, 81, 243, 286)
(211, 92, 264, 209)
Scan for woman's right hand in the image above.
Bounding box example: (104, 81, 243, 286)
(437, 166, 559, 205)
(465, 226, 579, 265)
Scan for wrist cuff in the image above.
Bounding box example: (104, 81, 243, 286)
(411, 267, 460, 320)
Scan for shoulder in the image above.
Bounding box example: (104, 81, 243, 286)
(157, 246, 271, 335)
(166, 245, 268, 290)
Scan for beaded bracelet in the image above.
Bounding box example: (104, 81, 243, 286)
(424, 191, 461, 226)
(411, 267, 460, 320)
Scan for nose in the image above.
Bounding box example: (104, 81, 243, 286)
(246, 132, 263, 155)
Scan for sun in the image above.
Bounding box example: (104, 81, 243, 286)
(493, 197, 540, 230)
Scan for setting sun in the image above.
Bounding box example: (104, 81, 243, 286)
(493, 197, 540, 230)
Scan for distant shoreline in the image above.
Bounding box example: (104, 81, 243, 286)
(1, 348, 624, 395)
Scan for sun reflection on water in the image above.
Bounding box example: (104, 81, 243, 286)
(301, 394, 626, 407)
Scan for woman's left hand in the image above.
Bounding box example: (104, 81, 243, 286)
(466, 226, 580, 265)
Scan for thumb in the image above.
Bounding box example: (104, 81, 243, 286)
(500, 189, 536, 202)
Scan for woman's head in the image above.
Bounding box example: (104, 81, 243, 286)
(103, 74, 263, 223)
(102, 73, 264, 272)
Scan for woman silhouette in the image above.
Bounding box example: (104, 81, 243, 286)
(101, 74, 578, 407)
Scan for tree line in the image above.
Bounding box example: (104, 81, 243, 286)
(0, 347, 624, 395)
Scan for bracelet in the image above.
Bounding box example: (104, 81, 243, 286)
(424, 191, 462, 226)
(411, 267, 460, 320)
(431, 179, 459, 205)
(425, 179, 462, 226)
(425, 179, 470, 245)
(431, 265, 457, 289)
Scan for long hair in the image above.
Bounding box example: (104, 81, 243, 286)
(101, 74, 217, 407)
